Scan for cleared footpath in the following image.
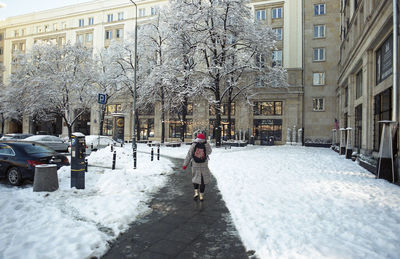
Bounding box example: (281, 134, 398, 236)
(102, 156, 248, 259)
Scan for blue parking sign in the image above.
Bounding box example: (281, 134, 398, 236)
(98, 93, 107, 104)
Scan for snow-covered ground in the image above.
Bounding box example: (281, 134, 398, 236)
(0, 146, 173, 259)
(1, 144, 400, 259)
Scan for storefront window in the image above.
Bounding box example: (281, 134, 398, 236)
(139, 118, 154, 140)
(354, 105, 362, 149)
(374, 88, 391, 151)
(253, 119, 282, 142)
(169, 119, 192, 138)
(209, 119, 235, 140)
(102, 118, 113, 136)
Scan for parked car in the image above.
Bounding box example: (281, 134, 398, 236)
(0, 133, 33, 141)
(23, 135, 69, 152)
(85, 135, 121, 155)
(0, 141, 69, 186)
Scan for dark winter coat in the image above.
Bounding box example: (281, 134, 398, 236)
(183, 139, 212, 184)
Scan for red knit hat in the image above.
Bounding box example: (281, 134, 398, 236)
(197, 133, 205, 140)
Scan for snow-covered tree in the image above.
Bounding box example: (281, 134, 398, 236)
(169, 0, 287, 145)
(93, 47, 126, 135)
(134, 14, 171, 143)
(3, 43, 97, 137)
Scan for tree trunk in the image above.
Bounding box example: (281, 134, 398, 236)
(161, 86, 165, 143)
(99, 105, 106, 136)
(227, 88, 233, 140)
(1, 113, 4, 135)
(180, 98, 188, 143)
(215, 78, 222, 147)
(135, 112, 140, 141)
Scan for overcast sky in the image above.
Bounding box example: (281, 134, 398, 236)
(0, 0, 92, 20)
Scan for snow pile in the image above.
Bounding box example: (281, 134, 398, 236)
(0, 146, 173, 259)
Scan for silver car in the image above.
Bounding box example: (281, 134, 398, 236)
(23, 135, 69, 152)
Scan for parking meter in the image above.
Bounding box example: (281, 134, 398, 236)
(70, 132, 86, 189)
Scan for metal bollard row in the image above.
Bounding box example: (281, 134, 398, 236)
(112, 150, 116, 170)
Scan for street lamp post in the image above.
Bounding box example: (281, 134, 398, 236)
(130, 0, 138, 169)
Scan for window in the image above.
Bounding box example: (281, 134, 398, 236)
(314, 4, 326, 15)
(255, 53, 265, 68)
(253, 119, 282, 141)
(88, 17, 94, 25)
(77, 34, 84, 43)
(14, 30, 19, 37)
(0, 144, 15, 156)
(86, 33, 93, 42)
(313, 48, 325, 61)
(169, 119, 192, 139)
(272, 50, 282, 66)
(107, 14, 113, 22)
(376, 34, 393, 85)
(79, 19, 84, 27)
(0, 48, 3, 55)
(53, 23, 58, 31)
(314, 25, 325, 38)
(209, 119, 235, 140)
(116, 29, 123, 39)
(253, 101, 282, 116)
(0, 33, 3, 40)
(151, 7, 159, 16)
(105, 30, 112, 40)
(356, 70, 362, 99)
(139, 8, 146, 17)
(312, 98, 324, 111)
(209, 103, 235, 116)
(374, 88, 392, 150)
(272, 7, 282, 19)
(139, 118, 155, 139)
(118, 12, 124, 21)
(313, 72, 325, 85)
(354, 105, 362, 149)
(62, 22, 67, 29)
(256, 10, 266, 21)
(273, 28, 283, 40)
(345, 87, 349, 107)
(106, 104, 122, 115)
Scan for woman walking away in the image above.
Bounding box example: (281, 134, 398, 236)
(182, 133, 212, 202)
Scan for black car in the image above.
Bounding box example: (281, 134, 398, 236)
(0, 141, 70, 186)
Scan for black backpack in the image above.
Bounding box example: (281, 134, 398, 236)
(192, 142, 207, 163)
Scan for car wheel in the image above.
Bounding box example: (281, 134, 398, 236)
(7, 167, 23, 186)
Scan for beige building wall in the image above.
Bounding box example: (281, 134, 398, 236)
(303, 0, 341, 144)
(0, 0, 342, 145)
(338, 0, 396, 157)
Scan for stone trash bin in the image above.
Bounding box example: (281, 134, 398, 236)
(33, 164, 59, 192)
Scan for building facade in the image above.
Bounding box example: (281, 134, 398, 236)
(0, 0, 341, 145)
(338, 0, 398, 172)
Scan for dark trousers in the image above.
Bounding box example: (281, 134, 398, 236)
(193, 175, 205, 193)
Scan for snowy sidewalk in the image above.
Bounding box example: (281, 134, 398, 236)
(102, 156, 248, 258)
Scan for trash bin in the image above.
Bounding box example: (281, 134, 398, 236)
(33, 164, 59, 192)
(250, 135, 254, 145)
(267, 136, 274, 146)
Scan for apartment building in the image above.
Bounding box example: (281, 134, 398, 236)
(0, 0, 341, 146)
(337, 0, 397, 177)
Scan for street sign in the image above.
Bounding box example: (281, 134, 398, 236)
(98, 93, 106, 104)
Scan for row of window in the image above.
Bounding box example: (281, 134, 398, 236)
(255, 3, 326, 22)
(105, 28, 124, 40)
(256, 7, 283, 21)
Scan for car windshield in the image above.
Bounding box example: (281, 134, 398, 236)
(23, 144, 54, 154)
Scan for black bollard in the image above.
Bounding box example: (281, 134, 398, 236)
(151, 148, 154, 161)
(85, 158, 88, 172)
(112, 150, 116, 170)
(111, 144, 114, 152)
(157, 146, 160, 160)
